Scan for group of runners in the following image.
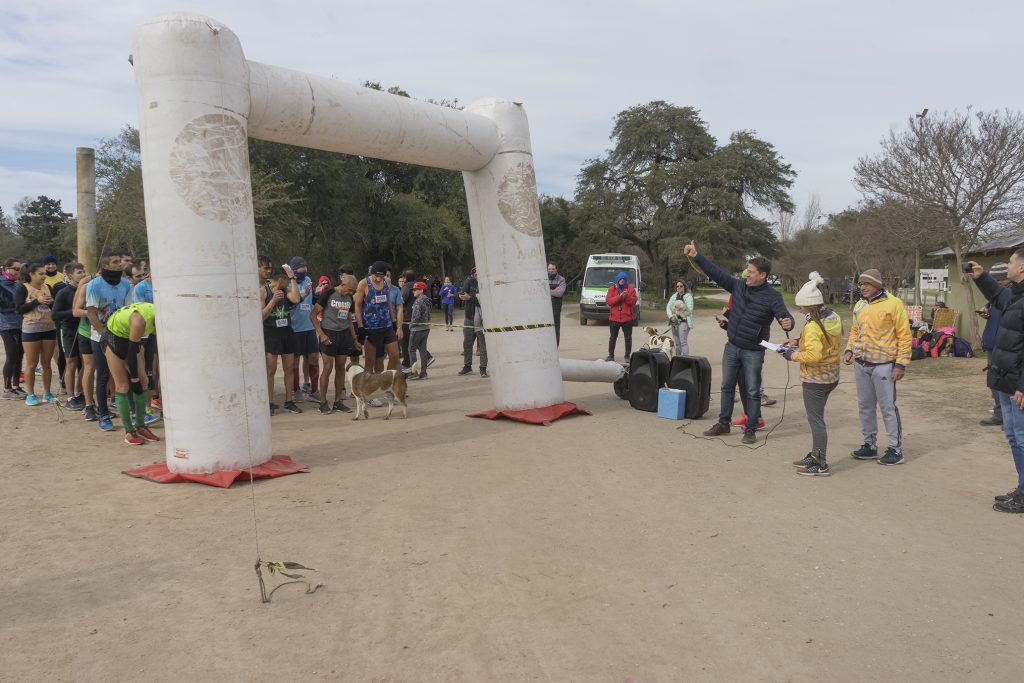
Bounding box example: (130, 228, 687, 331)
(0, 252, 160, 445)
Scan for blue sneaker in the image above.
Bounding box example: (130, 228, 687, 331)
(850, 443, 878, 460)
(144, 412, 162, 426)
(43, 392, 55, 403)
(99, 416, 115, 432)
(25, 394, 40, 407)
(878, 448, 905, 466)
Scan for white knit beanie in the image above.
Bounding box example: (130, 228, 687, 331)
(794, 272, 825, 306)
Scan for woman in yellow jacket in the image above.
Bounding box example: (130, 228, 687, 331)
(779, 273, 843, 476)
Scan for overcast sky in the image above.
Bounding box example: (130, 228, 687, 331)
(2, 0, 1022, 226)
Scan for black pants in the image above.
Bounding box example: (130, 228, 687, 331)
(551, 297, 563, 347)
(56, 337, 66, 387)
(91, 339, 111, 416)
(1, 328, 23, 390)
(144, 334, 158, 389)
(608, 320, 633, 358)
(400, 323, 412, 367)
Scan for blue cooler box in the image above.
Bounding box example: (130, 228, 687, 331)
(657, 388, 687, 420)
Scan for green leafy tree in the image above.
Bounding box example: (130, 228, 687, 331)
(574, 102, 795, 293)
(0, 205, 25, 259)
(16, 195, 72, 260)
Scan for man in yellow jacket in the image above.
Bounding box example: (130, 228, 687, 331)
(843, 268, 912, 465)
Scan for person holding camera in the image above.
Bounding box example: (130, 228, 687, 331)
(844, 269, 912, 466)
(967, 254, 1024, 513)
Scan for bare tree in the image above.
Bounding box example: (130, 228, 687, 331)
(797, 193, 822, 233)
(854, 109, 1024, 345)
(775, 208, 796, 242)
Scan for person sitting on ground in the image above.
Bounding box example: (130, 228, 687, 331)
(408, 281, 434, 380)
(780, 273, 843, 476)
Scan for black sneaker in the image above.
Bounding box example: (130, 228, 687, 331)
(65, 395, 85, 411)
(269, 402, 278, 416)
(480, 369, 489, 378)
(760, 394, 777, 407)
(458, 366, 473, 376)
(792, 453, 815, 468)
(604, 355, 614, 362)
(741, 428, 756, 444)
(993, 491, 1024, 513)
(409, 373, 427, 381)
(283, 400, 302, 414)
(333, 400, 353, 413)
(994, 488, 1021, 502)
(703, 423, 730, 437)
(425, 357, 436, 369)
(878, 447, 905, 466)
(980, 415, 1004, 426)
(851, 443, 878, 460)
(319, 402, 332, 415)
(82, 404, 98, 421)
(798, 461, 831, 476)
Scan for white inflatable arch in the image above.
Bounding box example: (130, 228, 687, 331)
(133, 13, 563, 473)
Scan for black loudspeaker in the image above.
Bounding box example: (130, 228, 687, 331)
(667, 355, 712, 419)
(627, 349, 670, 412)
(613, 373, 630, 400)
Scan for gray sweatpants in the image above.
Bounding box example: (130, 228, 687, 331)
(802, 383, 836, 455)
(462, 308, 487, 369)
(855, 361, 902, 451)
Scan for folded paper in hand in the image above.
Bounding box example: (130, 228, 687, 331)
(760, 340, 784, 353)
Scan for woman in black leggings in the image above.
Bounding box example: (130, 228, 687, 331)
(0, 258, 26, 398)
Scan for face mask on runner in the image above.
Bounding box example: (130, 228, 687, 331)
(101, 269, 123, 286)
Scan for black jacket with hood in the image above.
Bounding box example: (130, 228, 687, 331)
(977, 272, 1024, 395)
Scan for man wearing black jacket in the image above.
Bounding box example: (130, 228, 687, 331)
(458, 267, 488, 377)
(969, 253, 1024, 513)
(685, 241, 794, 444)
(51, 262, 86, 409)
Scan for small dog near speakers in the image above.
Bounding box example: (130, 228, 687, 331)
(345, 365, 409, 420)
(643, 326, 675, 356)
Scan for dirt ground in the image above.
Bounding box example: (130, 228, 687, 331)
(3, 307, 1022, 682)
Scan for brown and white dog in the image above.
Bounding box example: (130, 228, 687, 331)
(643, 326, 675, 356)
(345, 365, 409, 420)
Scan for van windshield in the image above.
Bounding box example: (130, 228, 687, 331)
(584, 267, 636, 288)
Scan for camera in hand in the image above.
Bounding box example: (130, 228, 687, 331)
(962, 262, 973, 273)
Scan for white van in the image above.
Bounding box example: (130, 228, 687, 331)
(579, 253, 641, 326)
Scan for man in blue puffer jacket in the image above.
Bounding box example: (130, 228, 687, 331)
(685, 241, 794, 444)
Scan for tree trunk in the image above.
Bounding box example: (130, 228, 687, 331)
(913, 248, 921, 306)
(440, 249, 446, 278)
(954, 245, 983, 349)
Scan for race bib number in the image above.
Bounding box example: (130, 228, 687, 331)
(275, 318, 288, 328)
(300, 303, 311, 311)
(373, 294, 388, 304)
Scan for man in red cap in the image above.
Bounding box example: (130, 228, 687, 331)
(408, 280, 434, 380)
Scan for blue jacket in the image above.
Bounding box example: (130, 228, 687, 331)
(982, 304, 1003, 352)
(695, 254, 793, 351)
(0, 277, 20, 331)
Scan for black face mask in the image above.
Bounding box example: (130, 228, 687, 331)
(101, 269, 123, 286)
(548, 272, 556, 280)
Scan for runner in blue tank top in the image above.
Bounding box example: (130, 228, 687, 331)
(354, 260, 400, 372)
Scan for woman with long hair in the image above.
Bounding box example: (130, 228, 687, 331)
(16, 263, 57, 405)
(0, 258, 26, 399)
(665, 279, 695, 356)
(780, 272, 843, 476)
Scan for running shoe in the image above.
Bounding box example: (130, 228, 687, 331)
(797, 462, 831, 476)
(65, 395, 85, 410)
(269, 402, 279, 416)
(150, 397, 162, 410)
(144, 412, 162, 426)
(332, 400, 353, 413)
(878, 448, 905, 466)
(124, 431, 144, 446)
(319, 402, 333, 415)
(302, 381, 312, 395)
(43, 392, 55, 403)
(457, 366, 473, 376)
(283, 400, 302, 414)
(425, 356, 436, 369)
(307, 390, 321, 403)
(25, 394, 40, 406)
(850, 443, 878, 460)
(13, 387, 27, 397)
(1, 390, 19, 400)
(109, 398, 117, 411)
(136, 427, 160, 442)
(760, 394, 777, 407)
(731, 415, 766, 429)
(792, 453, 816, 468)
(99, 416, 115, 432)
(292, 390, 304, 403)
(83, 405, 98, 421)
(480, 369, 489, 378)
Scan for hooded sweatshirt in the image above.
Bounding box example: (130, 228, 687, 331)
(606, 271, 637, 323)
(0, 273, 20, 331)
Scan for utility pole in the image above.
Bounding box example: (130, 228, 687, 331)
(76, 147, 97, 271)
